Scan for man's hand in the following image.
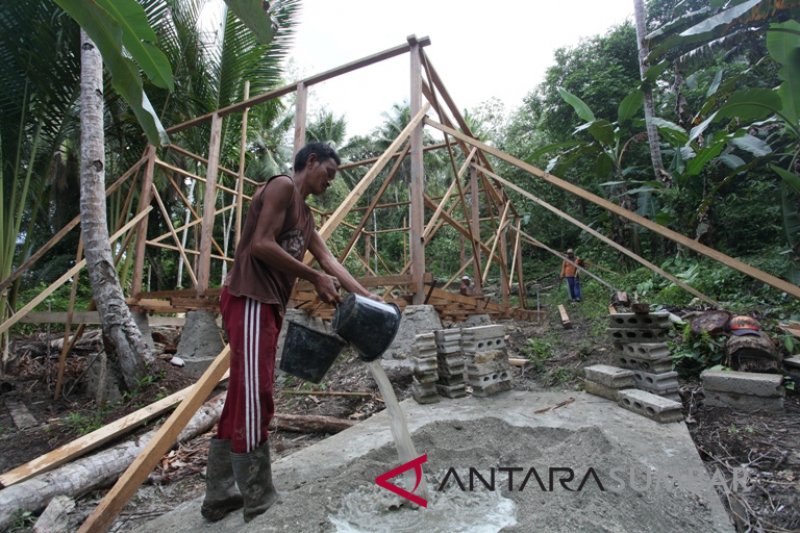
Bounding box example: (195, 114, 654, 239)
(313, 272, 341, 304)
(363, 292, 383, 303)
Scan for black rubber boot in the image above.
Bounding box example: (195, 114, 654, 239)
(201, 438, 243, 522)
(230, 441, 280, 522)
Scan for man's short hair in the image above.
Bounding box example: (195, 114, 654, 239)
(294, 142, 341, 172)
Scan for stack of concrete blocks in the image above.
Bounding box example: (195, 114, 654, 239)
(434, 329, 467, 398)
(410, 333, 440, 404)
(461, 325, 512, 397)
(582, 364, 635, 401)
(701, 369, 785, 412)
(609, 312, 679, 401)
(606, 311, 683, 422)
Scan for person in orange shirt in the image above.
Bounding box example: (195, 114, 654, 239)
(560, 248, 583, 302)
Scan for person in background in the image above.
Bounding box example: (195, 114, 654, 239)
(201, 143, 378, 523)
(460, 275, 473, 296)
(560, 248, 583, 302)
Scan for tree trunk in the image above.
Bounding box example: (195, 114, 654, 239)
(633, 0, 668, 185)
(79, 30, 150, 390)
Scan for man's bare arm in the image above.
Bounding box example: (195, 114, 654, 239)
(308, 231, 379, 300)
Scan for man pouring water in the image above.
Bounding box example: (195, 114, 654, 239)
(202, 143, 380, 523)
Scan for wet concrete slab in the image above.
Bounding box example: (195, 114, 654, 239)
(132, 391, 733, 533)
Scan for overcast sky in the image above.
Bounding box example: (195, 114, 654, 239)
(286, 0, 636, 139)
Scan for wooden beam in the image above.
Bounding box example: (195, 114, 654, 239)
(409, 35, 425, 304)
(76, 346, 231, 533)
(314, 104, 430, 245)
(165, 144, 248, 184)
(337, 144, 409, 263)
(151, 185, 199, 286)
(235, 81, 250, 249)
(132, 147, 156, 295)
(293, 81, 308, 158)
(168, 37, 431, 134)
(154, 159, 242, 199)
(482, 202, 511, 284)
(558, 304, 572, 329)
(0, 208, 152, 336)
(162, 172, 226, 258)
(196, 113, 223, 295)
(338, 142, 446, 170)
(471, 163, 718, 306)
(423, 148, 476, 241)
(426, 117, 800, 301)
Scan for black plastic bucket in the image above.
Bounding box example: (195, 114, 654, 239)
(278, 321, 347, 383)
(332, 294, 401, 362)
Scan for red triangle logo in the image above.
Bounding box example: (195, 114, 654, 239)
(375, 454, 428, 508)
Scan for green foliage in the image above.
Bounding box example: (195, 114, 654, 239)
(670, 325, 727, 377)
(523, 337, 554, 362)
(54, 0, 171, 145)
(64, 407, 110, 435)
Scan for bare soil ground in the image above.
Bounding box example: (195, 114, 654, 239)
(0, 305, 798, 532)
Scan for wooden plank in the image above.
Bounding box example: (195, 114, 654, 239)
(235, 80, 250, 249)
(0, 208, 151, 337)
(168, 37, 431, 134)
(427, 117, 800, 301)
(0, 375, 229, 488)
(166, 144, 245, 182)
(482, 202, 511, 283)
(409, 36, 425, 305)
(196, 113, 223, 295)
(558, 304, 572, 329)
(293, 81, 307, 158)
(339, 142, 446, 170)
(154, 159, 241, 198)
(132, 147, 156, 295)
(77, 346, 231, 533)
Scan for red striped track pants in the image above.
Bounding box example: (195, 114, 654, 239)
(217, 287, 282, 453)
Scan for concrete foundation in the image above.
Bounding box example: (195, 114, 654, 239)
(131, 391, 732, 533)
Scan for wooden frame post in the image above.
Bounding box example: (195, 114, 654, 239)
(469, 166, 482, 294)
(408, 35, 425, 304)
(235, 81, 250, 249)
(196, 113, 223, 296)
(131, 147, 155, 296)
(293, 81, 308, 158)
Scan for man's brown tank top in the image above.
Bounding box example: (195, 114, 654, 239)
(225, 175, 315, 311)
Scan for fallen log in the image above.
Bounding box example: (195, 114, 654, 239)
(0, 393, 225, 531)
(271, 413, 356, 434)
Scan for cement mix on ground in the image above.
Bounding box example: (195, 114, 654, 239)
(132, 391, 733, 532)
